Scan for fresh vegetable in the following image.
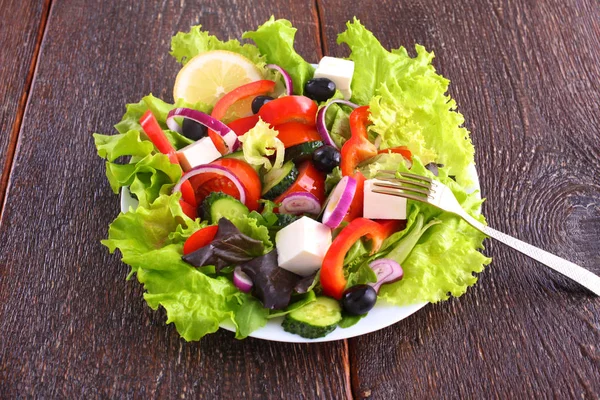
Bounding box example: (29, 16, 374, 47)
(275, 122, 321, 148)
(182, 218, 265, 271)
(173, 163, 247, 206)
(322, 175, 357, 229)
(228, 115, 260, 136)
(166, 107, 239, 153)
(368, 258, 404, 293)
(240, 249, 302, 309)
(182, 118, 208, 141)
(341, 285, 377, 315)
(251, 95, 274, 114)
(179, 199, 198, 219)
(316, 99, 358, 148)
(201, 192, 249, 224)
(304, 78, 336, 102)
(274, 161, 326, 205)
(211, 80, 276, 123)
(340, 106, 377, 176)
(343, 172, 366, 222)
(279, 192, 321, 215)
(266, 63, 294, 95)
(283, 141, 324, 163)
(320, 218, 400, 299)
(377, 146, 412, 160)
(233, 267, 254, 293)
(183, 225, 219, 255)
(258, 96, 318, 126)
(261, 161, 298, 200)
(238, 119, 285, 170)
(312, 145, 341, 173)
(281, 296, 342, 339)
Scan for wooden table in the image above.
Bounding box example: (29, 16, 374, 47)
(1, 0, 599, 397)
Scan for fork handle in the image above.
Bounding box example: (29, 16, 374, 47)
(460, 212, 600, 296)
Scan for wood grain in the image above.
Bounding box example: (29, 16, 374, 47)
(0, 0, 49, 214)
(318, 0, 600, 398)
(0, 1, 351, 398)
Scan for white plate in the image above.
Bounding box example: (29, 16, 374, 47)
(120, 164, 479, 342)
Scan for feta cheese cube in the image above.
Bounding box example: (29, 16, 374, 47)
(313, 56, 355, 100)
(176, 137, 222, 171)
(275, 216, 332, 277)
(363, 179, 407, 220)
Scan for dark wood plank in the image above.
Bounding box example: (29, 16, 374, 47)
(318, 0, 600, 398)
(0, 1, 351, 398)
(0, 0, 49, 213)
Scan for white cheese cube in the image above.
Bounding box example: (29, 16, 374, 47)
(363, 179, 407, 220)
(275, 216, 332, 277)
(176, 137, 222, 171)
(313, 56, 354, 100)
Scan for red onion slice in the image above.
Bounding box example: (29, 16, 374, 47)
(233, 267, 253, 293)
(267, 64, 293, 96)
(279, 192, 322, 215)
(316, 99, 359, 149)
(172, 164, 246, 205)
(166, 107, 239, 152)
(322, 176, 357, 229)
(369, 258, 404, 293)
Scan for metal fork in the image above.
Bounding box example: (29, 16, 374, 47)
(374, 170, 600, 296)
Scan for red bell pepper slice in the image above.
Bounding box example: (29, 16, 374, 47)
(227, 115, 260, 136)
(321, 218, 399, 299)
(343, 171, 366, 222)
(340, 106, 378, 176)
(183, 225, 219, 255)
(211, 80, 276, 122)
(140, 110, 197, 206)
(179, 199, 198, 220)
(378, 146, 412, 160)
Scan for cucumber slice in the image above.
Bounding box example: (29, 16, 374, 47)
(262, 161, 298, 200)
(281, 296, 342, 339)
(284, 141, 324, 163)
(202, 192, 249, 224)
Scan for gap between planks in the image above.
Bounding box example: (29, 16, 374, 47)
(0, 0, 53, 223)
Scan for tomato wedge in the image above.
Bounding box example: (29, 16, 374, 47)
(274, 161, 326, 205)
(274, 122, 322, 148)
(378, 146, 412, 160)
(183, 225, 219, 255)
(258, 96, 318, 127)
(139, 110, 196, 206)
(228, 115, 260, 136)
(211, 80, 276, 122)
(190, 158, 261, 211)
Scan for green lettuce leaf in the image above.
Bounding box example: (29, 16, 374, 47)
(233, 295, 270, 339)
(377, 159, 491, 304)
(171, 25, 267, 68)
(243, 17, 314, 94)
(93, 130, 154, 162)
(337, 18, 475, 186)
(239, 118, 285, 170)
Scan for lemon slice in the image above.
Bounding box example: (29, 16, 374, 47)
(173, 50, 263, 105)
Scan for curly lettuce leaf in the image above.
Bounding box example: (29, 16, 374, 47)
(243, 17, 314, 95)
(337, 18, 475, 186)
(171, 24, 267, 68)
(378, 159, 491, 304)
(239, 118, 284, 170)
(93, 130, 154, 162)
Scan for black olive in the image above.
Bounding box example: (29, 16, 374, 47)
(182, 118, 207, 141)
(312, 145, 341, 173)
(252, 95, 274, 114)
(341, 285, 377, 316)
(304, 78, 336, 102)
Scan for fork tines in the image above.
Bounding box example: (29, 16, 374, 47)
(373, 171, 433, 202)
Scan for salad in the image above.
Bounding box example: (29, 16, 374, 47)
(94, 17, 491, 341)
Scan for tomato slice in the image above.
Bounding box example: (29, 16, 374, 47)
(211, 80, 276, 122)
(228, 115, 260, 136)
(274, 122, 322, 148)
(190, 158, 261, 211)
(258, 96, 318, 126)
(378, 146, 412, 160)
(183, 225, 219, 255)
(274, 161, 325, 205)
(179, 199, 198, 220)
